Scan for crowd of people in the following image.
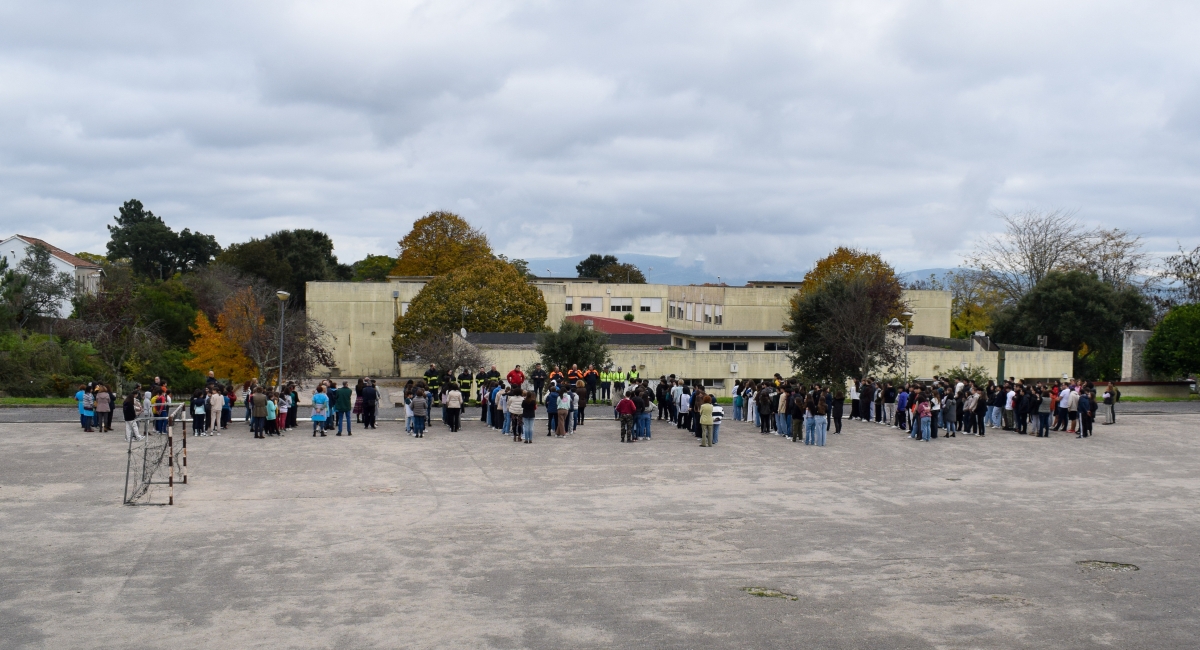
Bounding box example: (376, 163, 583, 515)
(75, 361, 1123, 448)
(839, 376, 1119, 440)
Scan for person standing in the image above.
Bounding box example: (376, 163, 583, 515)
(530, 364, 547, 403)
(81, 387, 96, 433)
(122, 391, 144, 442)
(508, 389, 524, 442)
(93, 385, 112, 432)
(251, 387, 268, 438)
(545, 388, 559, 436)
(361, 380, 378, 429)
(612, 366, 625, 401)
(699, 395, 714, 447)
(507, 365, 526, 391)
(584, 365, 599, 403)
(521, 391, 536, 443)
(942, 391, 957, 437)
(883, 382, 896, 426)
(1102, 383, 1118, 425)
(410, 389, 428, 438)
(915, 397, 931, 442)
(335, 381, 354, 436)
(423, 364, 440, 404)
(1078, 390, 1093, 438)
(831, 389, 844, 434)
(599, 367, 612, 402)
(616, 391, 637, 442)
(208, 387, 224, 434)
(555, 388, 569, 437)
(441, 383, 460, 432)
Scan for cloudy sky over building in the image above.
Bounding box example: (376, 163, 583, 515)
(1, 1, 1197, 280)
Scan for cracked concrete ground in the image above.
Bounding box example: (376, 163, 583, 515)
(1, 409, 1198, 649)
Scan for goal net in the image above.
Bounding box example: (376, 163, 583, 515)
(123, 404, 189, 505)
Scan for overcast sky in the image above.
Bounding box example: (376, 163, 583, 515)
(1, 0, 1197, 280)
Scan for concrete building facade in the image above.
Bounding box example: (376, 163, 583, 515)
(307, 277, 1072, 389)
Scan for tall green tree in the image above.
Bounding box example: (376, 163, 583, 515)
(106, 199, 221, 278)
(135, 279, 198, 348)
(351, 254, 397, 281)
(990, 270, 1152, 380)
(536, 320, 610, 371)
(576, 254, 619, 278)
(393, 258, 546, 351)
(1143, 303, 1200, 379)
(216, 229, 350, 302)
(2, 244, 75, 328)
(786, 248, 904, 383)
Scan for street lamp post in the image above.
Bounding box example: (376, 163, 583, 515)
(276, 290, 290, 388)
(889, 310, 915, 382)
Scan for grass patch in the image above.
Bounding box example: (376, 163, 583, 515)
(741, 587, 798, 601)
(0, 397, 78, 406)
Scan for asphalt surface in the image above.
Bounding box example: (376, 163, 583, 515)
(2, 408, 1199, 648)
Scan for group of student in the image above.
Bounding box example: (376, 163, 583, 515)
(844, 376, 1119, 441)
(76, 379, 184, 442)
(725, 378, 838, 446)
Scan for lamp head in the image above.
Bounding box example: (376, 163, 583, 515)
(276, 290, 291, 302)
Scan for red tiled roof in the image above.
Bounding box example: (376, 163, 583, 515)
(566, 314, 665, 334)
(15, 235, 102, 269)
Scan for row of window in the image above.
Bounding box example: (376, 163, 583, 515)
(670, 336, 790, 351)
(564, 297, 663, 313)
(667, 301, 723, 324)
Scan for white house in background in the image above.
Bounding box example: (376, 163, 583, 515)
(0, 234, 104, 317)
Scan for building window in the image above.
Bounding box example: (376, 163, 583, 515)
(673, 337, 683, 347)
(702, 378, 725, 389)
(708, 342, 722, 351)
(704, 304, 713, 324)
(668, 301, 676, 318)
(715, 305, 722, 325)
(610, 297, 632, 312)
(565, 297, 573, 312)
(686, 303, 694, 321)
(764, 342, 790, 351)
(640, 297, 662, 313)
(579, 297, 603, 312)
(687, 339, 696, 350)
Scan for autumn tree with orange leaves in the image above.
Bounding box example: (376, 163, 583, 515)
(184, 312, 257, 384)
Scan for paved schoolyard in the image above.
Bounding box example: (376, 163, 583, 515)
(1, 408, 1198, 649)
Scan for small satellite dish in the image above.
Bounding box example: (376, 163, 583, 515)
(460, 327, 467, 338)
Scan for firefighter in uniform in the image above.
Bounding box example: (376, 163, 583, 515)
(457, 368, 473, 402)
(423, 364, 441, 405)
(583, 365, 600, 403)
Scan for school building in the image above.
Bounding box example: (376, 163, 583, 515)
(305, 277, 1073, 394)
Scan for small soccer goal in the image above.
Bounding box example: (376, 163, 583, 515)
(123, 404, 189, 506)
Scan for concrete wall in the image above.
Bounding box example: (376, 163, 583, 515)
(904, 350, 1000, 381)
(1003, 350, 1075, 382)
(904, 290, 952, 339)
(1121, 330, 1152, 381)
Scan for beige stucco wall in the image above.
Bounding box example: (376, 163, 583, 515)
(903, 290, 951, 339)
(1002, 351, 1075, 381)
(901, 350, 1000, 381)
(307, 279, 956, 377)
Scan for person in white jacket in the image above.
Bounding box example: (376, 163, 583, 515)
(445, 387, 464, 432)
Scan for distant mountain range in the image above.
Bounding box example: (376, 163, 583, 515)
(523, 254, 961, 287)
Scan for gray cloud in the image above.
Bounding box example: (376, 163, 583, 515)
(1, 0, 1198, 280)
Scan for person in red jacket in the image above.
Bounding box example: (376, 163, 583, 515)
(616, 392, 638, 443)
(506, 365, 526, 388)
